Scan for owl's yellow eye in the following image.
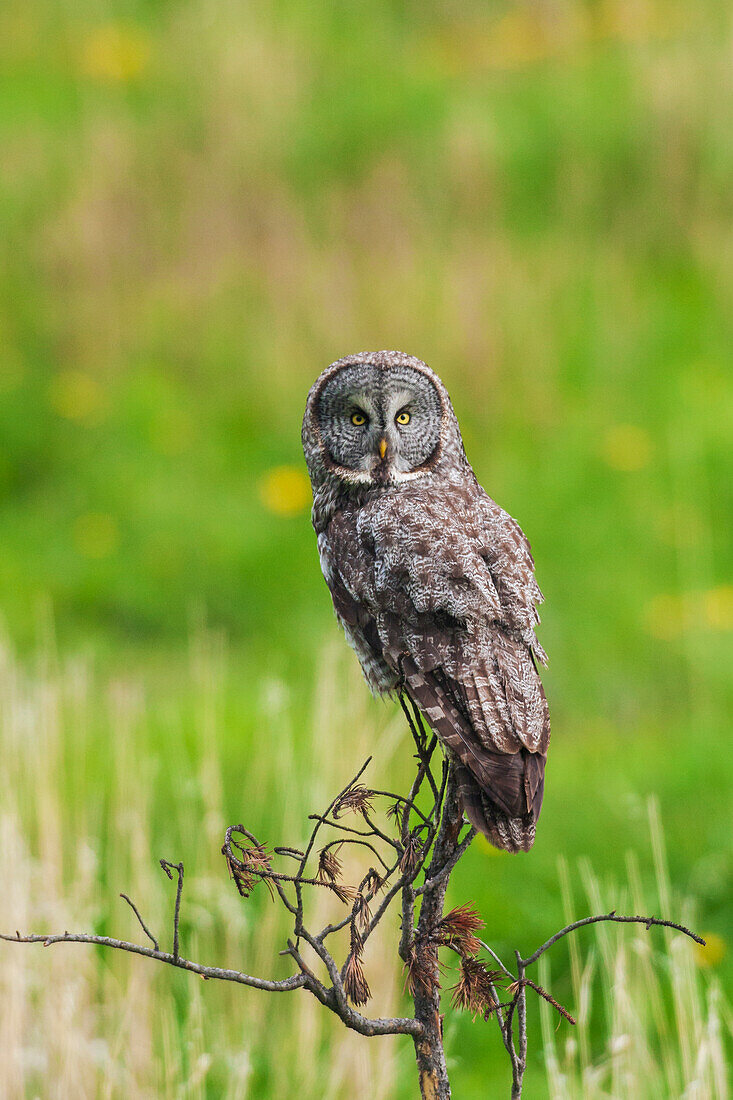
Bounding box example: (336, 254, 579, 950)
(350, 410, 367, 426)
(395, 410, 411, 426)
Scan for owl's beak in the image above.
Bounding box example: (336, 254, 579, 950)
(378, 437, 388, 459)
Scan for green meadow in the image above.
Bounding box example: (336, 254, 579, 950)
(0, 1, 731, 1096)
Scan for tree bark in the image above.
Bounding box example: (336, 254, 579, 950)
(411, 765, 464, 1100)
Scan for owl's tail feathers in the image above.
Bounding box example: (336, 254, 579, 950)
(455, 763, 537, 853)
(397, 654, 546, 852)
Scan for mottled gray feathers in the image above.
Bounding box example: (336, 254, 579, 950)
(303, 351, 550, 853)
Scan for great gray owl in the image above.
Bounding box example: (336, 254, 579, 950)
(302, 350, 550, 852)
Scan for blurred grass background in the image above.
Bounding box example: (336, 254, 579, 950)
(0, 0, 731, 1096)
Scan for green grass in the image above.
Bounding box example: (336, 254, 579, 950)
(0, 634, 729, 1098)
(538, 841, 729, 1099)
(0, 0, 731, 1094)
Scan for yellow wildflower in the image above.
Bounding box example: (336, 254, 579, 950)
(259, 466, 311, 517)
(693, 932, 726, 969)
(703, 586, 733, 632)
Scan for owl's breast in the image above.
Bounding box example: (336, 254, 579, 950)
(317, 525, 398, 694)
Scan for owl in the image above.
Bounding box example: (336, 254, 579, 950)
(302, 350, 550, 852)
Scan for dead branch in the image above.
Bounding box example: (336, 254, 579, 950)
(521, 911, 705, 966)
(0, 930, 307, 991)
(0, 701, 704, 1100)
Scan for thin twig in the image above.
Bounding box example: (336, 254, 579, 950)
(285, 938, 328, 997)
(360, 809, 402, 853)
(522, 977, 576, 1025)
(294, 757, 373, 937)
(159, 860, 184, 963)
(119, 894, 159, 952)
(319, 838, 392, 873)
(307, 814, 382, 839)
(477, 939, 515, 981)
(399, 692, 441, 803)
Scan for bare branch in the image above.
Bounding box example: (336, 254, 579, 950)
(300, 922, 351, 1011)
(0, 932, 306, 991)
(521, 912, 705, 968)
(294, 928, 422, 1037)
(295, 757, 372, 934)
(399, 692, 440, 803)
(284, 938, 329, 1002)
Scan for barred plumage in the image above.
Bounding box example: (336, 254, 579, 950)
(302, 351, 550, 852)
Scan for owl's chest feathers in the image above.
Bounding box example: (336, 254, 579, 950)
(317, 481, 489, 696)
(316, 483, 390, 585)
(316, 492, 401, 695)
(319, 474, 542, 654)
(318, 477, 483, 613)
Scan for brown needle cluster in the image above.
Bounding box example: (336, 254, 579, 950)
(343, 950, 372, 1007)
(226, 840, 273, 898)
(435, 903, 484, 956)
(316, 845, 342, 884)
(450, 956, 502, 1018)
(404, 903, 484, 998)
(315, 845, 353, 903)
(399, 829, 424, 873)
(332, 783, 375, 818)
(404, 938, 439, 997)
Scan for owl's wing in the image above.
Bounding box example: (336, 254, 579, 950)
(318, 530, 401, 694)
(324, 486, 549, 852)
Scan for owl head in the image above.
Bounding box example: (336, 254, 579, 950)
(302, 351, 467, 500)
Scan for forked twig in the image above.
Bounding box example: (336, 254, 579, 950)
(159, 860, 184, 962)
(0, 714, 703, 1100)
